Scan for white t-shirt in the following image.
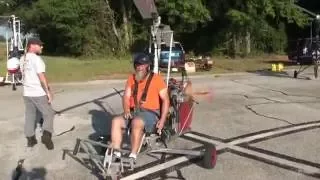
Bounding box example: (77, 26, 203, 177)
(20, 53, 47, 97)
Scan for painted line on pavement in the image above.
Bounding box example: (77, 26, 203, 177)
(121, 120, 320, 179)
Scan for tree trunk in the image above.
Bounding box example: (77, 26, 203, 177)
(121, 0, 130, 50)
(105, 0, 120, 40)
(127, 0, 133, 45)
(232, 33, 238, 58)
(245, 30, 251, 55)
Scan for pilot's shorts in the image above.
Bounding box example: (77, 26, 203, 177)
(125, 109, 160, 133)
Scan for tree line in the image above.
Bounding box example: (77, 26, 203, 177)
(0, 0, 319, 58)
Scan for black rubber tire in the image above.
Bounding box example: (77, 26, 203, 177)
(105, 175, 121, 180)
(12, 83, 16, 91)
(314, 65, 318, 79)
(203, 143, 217, 169)
(294, 70, 298, 79)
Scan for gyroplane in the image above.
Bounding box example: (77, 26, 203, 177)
(62, 0, 217, 179)
(1, 14, 24, 90)
(290, 4, 320, 79)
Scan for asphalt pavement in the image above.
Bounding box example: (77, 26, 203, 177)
(1, 68, 320, 180)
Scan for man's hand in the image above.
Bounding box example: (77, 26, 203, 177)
(158, 88, 170, 134)
(122, 80, 132, 119)
(156, 120, 165, 135)
(38, 72, 52, 104)
(123, 110, 132, 119)
(47, 90, 53, 104)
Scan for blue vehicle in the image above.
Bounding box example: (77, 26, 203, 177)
(159, 42, 185, 71)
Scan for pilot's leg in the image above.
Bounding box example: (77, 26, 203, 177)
(111, 115, 126, 153)
(130, 110, 158, 159)
(130, 116, 144, 159)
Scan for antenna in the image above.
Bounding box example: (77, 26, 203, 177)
(133, 0, 174, 76)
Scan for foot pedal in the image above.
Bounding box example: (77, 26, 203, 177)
(120, 157, 136, 171)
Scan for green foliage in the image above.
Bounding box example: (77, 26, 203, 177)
(156, 0, 212, 33)
(16, 0, 119, 56)
(208, 0, 310, 56)
(0, 0, 318, 58)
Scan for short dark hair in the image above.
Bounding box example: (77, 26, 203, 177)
(27, 37, 44, 47)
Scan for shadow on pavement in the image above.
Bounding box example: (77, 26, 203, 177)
(55, 89, 124, 115)
(12, 164, 47, 180)
(246, 69, 312, 80)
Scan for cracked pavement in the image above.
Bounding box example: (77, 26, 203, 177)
(1, 69, 320, 180)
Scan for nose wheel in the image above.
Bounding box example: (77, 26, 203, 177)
(314, 63, 318, 79)
(203, 143, 217, 169)
(294, 70, 298, 78)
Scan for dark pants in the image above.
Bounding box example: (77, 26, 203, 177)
(23, 96, 55, 137)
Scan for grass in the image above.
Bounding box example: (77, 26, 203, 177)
(42, 56, 133, 82)
(191, 54, 292, 76)
(0, 54, 291, 82)
(210, 55, 280, 73)
(0, 39, 292, 82)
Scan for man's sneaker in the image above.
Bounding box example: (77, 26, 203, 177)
(26, 136, 37, 147)
(127, 153, 137, 170)
(112, 150, 122, 162)
(128, 153, 137, 164)
(41, 130, 54, 150)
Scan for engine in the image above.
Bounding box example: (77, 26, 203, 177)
(7, 57, 20, 74)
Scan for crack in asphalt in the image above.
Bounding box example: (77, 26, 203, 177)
(234, 94, 283, 103)
(230, 79, 320, 125)
(244, 104, 295, 125)
(231, 79, 320, 99)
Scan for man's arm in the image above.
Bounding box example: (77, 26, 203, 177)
(123, 84, 131, 113)
(38, 72, 53, 104)
(158, 88, 170, 124)
(38, 72, 51, 95)
(35, 57, 52, 103)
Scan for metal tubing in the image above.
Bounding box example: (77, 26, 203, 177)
(166, 32, 174, 87)
(82, 139, 111, 149)
(73, 138, 81, 155)
(148, 148, 204, 156)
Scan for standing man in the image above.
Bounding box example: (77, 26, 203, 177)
(20, 37, 55, 150)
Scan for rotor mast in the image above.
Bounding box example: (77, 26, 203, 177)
(7, 14, 24, 58)
(293, 3, 320, 39)
(133, 0, 160, 73)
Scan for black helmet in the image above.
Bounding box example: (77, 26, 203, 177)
(133, 53, 152, 67)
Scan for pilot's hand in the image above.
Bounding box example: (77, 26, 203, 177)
(156, 121, 165, 135)
(123, 111, 132, 119)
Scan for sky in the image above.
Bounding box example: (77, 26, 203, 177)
(0, 25, 11, 38)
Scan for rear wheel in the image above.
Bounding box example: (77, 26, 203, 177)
(203, 143, 217, 169)
(294, 70, 298, 78)
(314, 64, 318, 79)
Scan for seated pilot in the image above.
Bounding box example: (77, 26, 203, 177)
(110, 53, 170, 160)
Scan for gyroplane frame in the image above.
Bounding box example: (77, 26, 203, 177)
(1, 15, 24, 90)
(62, 1, 217, 179)
(292, 4, 320, 79)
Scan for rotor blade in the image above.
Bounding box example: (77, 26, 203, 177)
(293, 4, 318, 17)
(133, 0, 158, 19)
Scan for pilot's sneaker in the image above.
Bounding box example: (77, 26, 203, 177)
(128, 153, 137, 160)
(113, 151, 121, 158)
(128, 153, 137, 165)
(113, 150, 122, 162)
